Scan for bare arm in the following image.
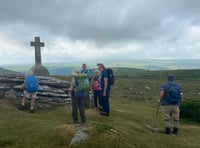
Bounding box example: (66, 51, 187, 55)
(159, 90, 165, 103)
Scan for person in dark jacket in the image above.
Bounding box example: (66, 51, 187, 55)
(97, 63, 111, 116)
(159, 74, 183, 135)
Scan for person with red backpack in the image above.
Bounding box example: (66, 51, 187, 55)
(92, 70, 101, 108)
(18, 71, 38, 113)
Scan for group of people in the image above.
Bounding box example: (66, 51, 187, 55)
(69, 63, 112, 124)
(17, 63, 183, 135)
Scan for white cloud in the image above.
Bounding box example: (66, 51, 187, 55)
(0, 0, 200, 65)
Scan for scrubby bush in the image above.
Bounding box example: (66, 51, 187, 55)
(180, 99, 200, 123)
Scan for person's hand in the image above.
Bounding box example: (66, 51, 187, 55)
(103, 91, 106, 96)
(68, 87, 73, 92)
(158, 99, 161, 105)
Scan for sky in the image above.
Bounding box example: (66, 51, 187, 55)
(0, 0, 200, 65)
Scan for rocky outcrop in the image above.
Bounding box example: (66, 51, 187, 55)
(0, 74, 71, 108)
(70, 126, 89, 145)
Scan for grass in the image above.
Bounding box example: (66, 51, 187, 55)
(1, 97, 200, 148)
(1, 71, 200, 148)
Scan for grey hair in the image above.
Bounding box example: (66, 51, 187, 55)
(26, 70, 33, 77)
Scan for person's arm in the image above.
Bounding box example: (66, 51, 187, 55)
(22, 82, 25, 89)
(103, 78, 108, 96)
(159, 90, 165, 104)
(69, 77, 75, 92)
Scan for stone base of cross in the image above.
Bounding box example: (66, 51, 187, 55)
(30, 65, 49, 76)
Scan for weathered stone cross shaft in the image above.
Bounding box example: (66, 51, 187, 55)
(30, 37, 45, 66)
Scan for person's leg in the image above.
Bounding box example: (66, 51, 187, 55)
(30, 93, 36, 109)
(85, 93, 90, 108)
(161, 106, 171, 134)
(97, 90, 101, 107)
(172, 106, 180, 135)
(99, 90, 103, 110)
(102, 95, 105, 112)
(18, 91, 27, 110)
(72, 97, 78, 122)
(93, 90, 98, 107)
(29, 93, 37, 113)
(102, 88, 110, 114)
(21, 91, 27, 106)
(79, 97, 85, 123)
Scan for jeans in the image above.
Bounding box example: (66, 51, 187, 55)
(101, 87, 111, 114)
(72, 97, 85, 122)
(93, 90, 101, 107)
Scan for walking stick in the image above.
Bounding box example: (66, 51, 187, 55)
(152, 103, 160, 133)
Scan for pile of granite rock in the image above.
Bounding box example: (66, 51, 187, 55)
(0, 74, 71, 108)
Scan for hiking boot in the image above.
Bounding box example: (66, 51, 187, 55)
(100, 112, 109, 116)
(173, 127, 178, 135)
(161, 128, 171, 135)
(30, 108, 35, 113)
(18, 104, 25, 110)
(165, 127, 171, 135)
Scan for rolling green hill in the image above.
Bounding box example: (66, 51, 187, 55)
(0, 67, 20, 74)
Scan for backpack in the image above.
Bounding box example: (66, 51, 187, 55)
(106, 68, 115, 86)
(167, 83, 181, 104)
(74, 74, 89, 98)
(81, 69, 93, 79)
(25, 76, 38, 93)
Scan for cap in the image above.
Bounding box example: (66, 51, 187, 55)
(168, 74, 174, 81)
(97, 63, 103, 66)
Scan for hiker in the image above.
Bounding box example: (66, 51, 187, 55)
(97, 63, 111, 116)
(92, 70, 101, 108)
(18, 71, 38, 113)
(80, 63, 93, 108)
(80, 63, 93, 80)
(69, 69, 89, 124)
(159, 74, 183, 135)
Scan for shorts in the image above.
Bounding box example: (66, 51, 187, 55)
(161, 105, 180, 121)
(24, 90, 37, 99)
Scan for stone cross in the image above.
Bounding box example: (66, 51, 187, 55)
(30, 37, 45, 66)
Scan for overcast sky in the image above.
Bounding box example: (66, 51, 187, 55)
(0, 0, 200, 65)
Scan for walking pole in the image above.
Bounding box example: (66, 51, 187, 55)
(152, 103, 160, 133)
